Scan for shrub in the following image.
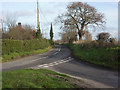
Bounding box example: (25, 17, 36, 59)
(2, 39, 51, 55)
(65, 42, 119, 69)
(49, 40, 55, 46)
(97, 32, 110, 41)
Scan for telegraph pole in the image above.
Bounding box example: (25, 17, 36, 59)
(37, 0, 40, 31)
(36, 0, 41, 38)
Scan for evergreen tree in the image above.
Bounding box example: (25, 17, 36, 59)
(50, 23, 54, 40)
(36, 27, 41, 39)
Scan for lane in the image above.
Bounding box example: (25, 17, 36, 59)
(2, 45, 118, 88)
(49, 60, 118, 88)
(2, 45, 63, 71)
(29, 45, 118, 88)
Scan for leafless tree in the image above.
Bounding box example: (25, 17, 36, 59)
(1, 11, 36, 40)
(58, 2, 106, 40)
(3, 23, 35, 40)
(61, 29, 78, 43)
(9, 24, 35, 40)
(84, 31, 92, 41)
(1, 11, 18, 30)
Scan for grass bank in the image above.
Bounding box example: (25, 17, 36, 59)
(65, 43, 119, 70)
(2, 69, 84, 88)
(2, 46, 52, 62)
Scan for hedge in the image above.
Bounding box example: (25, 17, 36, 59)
(2, 39, 51, 55)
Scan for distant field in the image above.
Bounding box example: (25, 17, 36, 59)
(2, 69, 85, 88)
(65, 43, 119, 70)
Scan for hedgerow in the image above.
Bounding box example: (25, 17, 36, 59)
(2, 39, 51, 55)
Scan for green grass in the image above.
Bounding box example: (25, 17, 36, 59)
(2, 69, 79, 88)
(65, 43, 119, 70)
(2, 46, 52, 62)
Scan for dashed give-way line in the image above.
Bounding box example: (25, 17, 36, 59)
(30, 57, 73, 69)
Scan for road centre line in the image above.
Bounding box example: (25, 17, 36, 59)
(53, 51, 59, 55)
(53, 46, 61, 55)
(32, 46, 61, 62)
(58, 47, 61, 51)
(32, 56, 48, 62)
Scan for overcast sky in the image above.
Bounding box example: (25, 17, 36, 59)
(0, 0, 118, 40)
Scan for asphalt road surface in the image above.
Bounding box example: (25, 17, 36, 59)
(2, 45, 118, 88)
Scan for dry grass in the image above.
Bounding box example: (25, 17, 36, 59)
(74, 39, 118, 48)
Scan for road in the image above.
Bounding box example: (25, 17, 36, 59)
(2, 45, 118, 88)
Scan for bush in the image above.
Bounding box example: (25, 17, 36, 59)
(2, 39, 51, 55)
(65, 43, 119, 69)
(97, 32, 110, 41)
(49, 40, 55, 46)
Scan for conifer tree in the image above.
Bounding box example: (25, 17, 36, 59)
(36, 27, 41, 39)
(50, 23, 54, 40)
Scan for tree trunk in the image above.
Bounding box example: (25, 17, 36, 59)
(78, 25, 84, 40)
(78, 30, 82, 40)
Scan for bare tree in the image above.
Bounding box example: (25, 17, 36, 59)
(0, 15, 6, 33)
(22, 24, 35, 40)
(3, 23, 35, 40)
(61, 29, 78, 43)
(1, 11, 17, 30)
(6, 14, 17, 29)
(84, 31, 92, 41)
(58, 2, 106, 40)
(9, 23, 35, 40)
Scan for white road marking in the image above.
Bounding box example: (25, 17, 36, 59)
(42, 64, 48, 66)
(68, 57, 71, 59)
(31, 46, 62, 62)
(32, 56, 48, 62)
(53, 52, 59, 55)
(53, 46, 61, 55)
(36, 57, 73, 68)
(58, 47, 61, 51)
(38, 65, 44, 67)
(49, 64, 54, 66)
(53, 63, 59, 65)
(44, 66, 49, 67)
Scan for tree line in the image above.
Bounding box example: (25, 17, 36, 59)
(57, 2, 117, 44)
(1, 12, 54, 41)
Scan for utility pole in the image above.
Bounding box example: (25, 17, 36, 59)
(36, 0, 41, 38)
(37, 0, 40, 31)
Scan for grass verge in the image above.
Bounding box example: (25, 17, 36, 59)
(2, 46, 52, 62)
(2, 69, 84, 88)
(65, 43, 119, 70)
